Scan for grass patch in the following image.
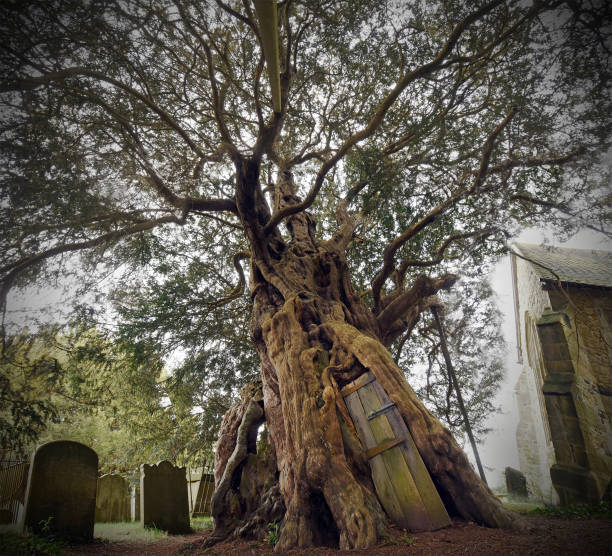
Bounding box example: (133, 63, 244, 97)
(382, 533, 415, 547)
(502, 499, 544, 514)
(94, 522, 167, 542)
(190, 516, 212, 531)
(93, 517, 212, 542)
(529, 501, 612, 519)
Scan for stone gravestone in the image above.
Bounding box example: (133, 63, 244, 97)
(23, 441, 97, 540)
(141, 461, 190, 533)
(95, 474, 130, 522)
(505, 466, 528, 499)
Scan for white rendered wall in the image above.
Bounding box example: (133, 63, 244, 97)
(513, 254, 557, 502)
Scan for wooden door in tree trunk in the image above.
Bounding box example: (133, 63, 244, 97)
(342, 371, 451, 532)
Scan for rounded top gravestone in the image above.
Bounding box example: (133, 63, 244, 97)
(23, 440, 98, 541)
(504, 466, 528, 499)
(95, 474, 130, 523)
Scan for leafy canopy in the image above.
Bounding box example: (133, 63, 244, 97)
(0, 1, 610, 450)
(1, 327, 221, 469)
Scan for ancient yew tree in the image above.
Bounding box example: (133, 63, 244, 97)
(1, 0, 610, 549)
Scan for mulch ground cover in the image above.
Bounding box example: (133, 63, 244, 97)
(61, 515, 612, 555)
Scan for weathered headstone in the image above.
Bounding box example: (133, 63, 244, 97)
(23, 441, 97, 540)
(95, 474, 130, 523)
(505, 466, 528, 499)
(141, 461, 190, 533)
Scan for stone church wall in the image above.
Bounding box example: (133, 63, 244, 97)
(513, 254, 556, 502)
(550, 286, 612, 499)
(513, 252, 612, 503)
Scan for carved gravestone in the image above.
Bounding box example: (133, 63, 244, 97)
(141, 461, 190, 533)
(23, 441, 98, 540)
(95, 474, 130, 522)
(505, 466, 528, 499)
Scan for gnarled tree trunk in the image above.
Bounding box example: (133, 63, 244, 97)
(208, 168, 523, 550)
(206, 382, 284, 546)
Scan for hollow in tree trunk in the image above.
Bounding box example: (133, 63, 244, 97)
(208, 169, 523, 550)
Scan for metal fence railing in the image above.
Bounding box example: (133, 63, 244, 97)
(0, 457, 30, 524)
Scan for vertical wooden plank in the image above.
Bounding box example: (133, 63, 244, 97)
(370, 381, 451, 529)
(343, 385, 406, 527)
(357, 383, 433, 531)
(343, 391, 377, 451)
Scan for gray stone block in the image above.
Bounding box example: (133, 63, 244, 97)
(550, 463, 600, 505)
(505, 466, 528, 499)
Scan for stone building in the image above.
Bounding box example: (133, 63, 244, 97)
(511, 243, 612, 504)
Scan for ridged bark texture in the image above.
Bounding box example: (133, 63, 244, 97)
(209, 166, 523, 549)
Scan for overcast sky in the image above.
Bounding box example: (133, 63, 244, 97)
(477, 227, 611, 489)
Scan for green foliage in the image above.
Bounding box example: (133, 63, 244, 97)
(38, 517, 54, 536)
(1, 0, 609, 312)
(266, 521, 280, 547)
(0, 0, 610, 476)
(1, 326, 220, 471)
(400, 278, 505, 440)
(0, 330, 61, 455)
(0, 531, 65, 556)
(529, 501, 612, 520)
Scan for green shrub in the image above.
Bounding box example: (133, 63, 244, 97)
(266, 521, 280, 546)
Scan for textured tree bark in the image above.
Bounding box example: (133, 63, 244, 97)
(208, 168, 524, 550)
(256, 295, 386, 550)
(204, 382, 284, 547)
